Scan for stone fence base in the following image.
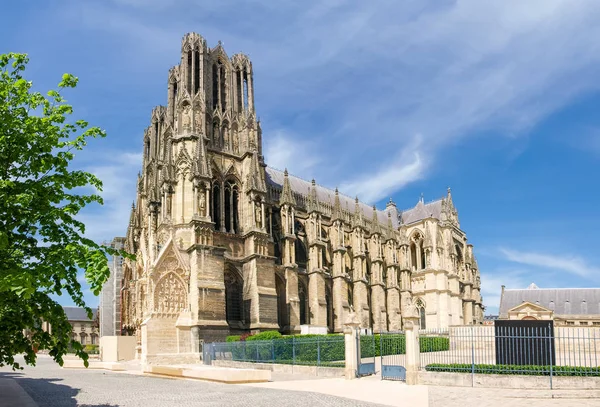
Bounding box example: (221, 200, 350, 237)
(144, 352, 202, 365)
(419, 371, 600, 390)
(212, 360, 344, 378)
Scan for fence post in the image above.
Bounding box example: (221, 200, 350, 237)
(317, 336, 321, 367)
(471, 325, 475, 387)
(292, 336, 296, 366)
(344, 312, 361, 379)
(272, 339, 275, 363)
(404, 318, 420, 385)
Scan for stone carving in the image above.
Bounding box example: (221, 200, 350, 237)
(154, 273, 186, 314)
(255, 201, 262, 228)
(198, 189, 206, 215)
(182, 105, 192, 131)
(223, 126, 230, 150)
(232, 132, 239, 153)
(194, 109, 202, 131)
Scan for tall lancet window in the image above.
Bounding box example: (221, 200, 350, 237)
(211, 182, 221, 228)
(220, 64, 227, 112)
(243, 69, 249, 110)
(187, 51, 192, 92)
(212, 63, 219, 110)
(236, 69, 242, 112)
(194, 51, 200, 94)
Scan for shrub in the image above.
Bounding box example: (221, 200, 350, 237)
(226, 335, 241, 342)
(425, 363, 600, 377)
(246, 330, 282, 341)
(83, 344, 99, 354)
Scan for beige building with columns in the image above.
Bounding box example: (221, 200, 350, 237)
(120, 33, 484, 363)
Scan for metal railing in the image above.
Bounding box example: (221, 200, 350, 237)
(203, 335, 345, 368)
(419, 326, 600, 387)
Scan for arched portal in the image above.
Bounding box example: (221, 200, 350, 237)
(224, 268, 244, 325)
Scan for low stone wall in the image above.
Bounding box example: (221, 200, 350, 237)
(213, 360, 345, 378)
(419, 370, 600, 389)
(144, 352, 202, 365)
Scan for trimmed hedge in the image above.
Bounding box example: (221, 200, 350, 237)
(360, 335, 450, 358)
(246, 331, 282, 341)
(425, 363, 600, 377)
(227, 334, 345, 365)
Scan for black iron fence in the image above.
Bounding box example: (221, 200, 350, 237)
(203, 335, 345, 368)
(419, 324, 600, 387)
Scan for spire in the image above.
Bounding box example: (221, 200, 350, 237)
(420, 193, 424, 203)
(306, 179, 320, 214)
(371, 205, 381, 235)
(191, 135, 212, 180)
(352, 197, 363, 229)
(331, 187, 343, 221)
(278, 168, 296, 206)
(129, 202, 136, 227)
(246, 149, 266, 193)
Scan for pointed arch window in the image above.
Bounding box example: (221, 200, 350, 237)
(211, 182, 221, 229)
(187, 51, 193, 92)
(193, 51, 200, 94)
(224, 181, 240, 234)
(212, 63, 219, 110)
(416, 298, 426, 330)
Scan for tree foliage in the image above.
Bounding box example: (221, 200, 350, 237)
(0, 53, 132, 369)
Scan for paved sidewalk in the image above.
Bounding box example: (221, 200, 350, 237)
(0, 378, 37, 407)
(244, 375, 430, 407)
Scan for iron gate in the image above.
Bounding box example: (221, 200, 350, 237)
(357, 331, 376, 376)
(380, 331, 406, 380)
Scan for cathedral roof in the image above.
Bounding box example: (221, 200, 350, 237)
(265, 166, 445, 227)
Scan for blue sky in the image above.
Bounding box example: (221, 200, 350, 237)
(3, 0, 600, 314)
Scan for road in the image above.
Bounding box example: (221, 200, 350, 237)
(0, 356, 386, 407)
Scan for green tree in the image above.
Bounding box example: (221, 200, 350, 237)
(0, 53, 131, 369)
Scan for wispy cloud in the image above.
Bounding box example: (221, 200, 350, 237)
(78, 151, 141, 243)
(53, 0, 600, 204)
(263, 130, 323, 181)
(480, 268, 531, 314)
(499, 248, 600, 279)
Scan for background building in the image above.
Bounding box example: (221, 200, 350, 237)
(120, 32, 484, 364)
(99, 237, 126, 337)
(64, 307, 99, 345)
(499, 283, 600, 326)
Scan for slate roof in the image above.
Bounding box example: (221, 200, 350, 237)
(63, 306, 97, 322)
(499, 285, 600, 317)
(265, 166, 444, 227)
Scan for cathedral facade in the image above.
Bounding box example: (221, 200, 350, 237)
(120, 33, 484, 363)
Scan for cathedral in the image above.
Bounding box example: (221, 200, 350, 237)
(120, 33, 484, 363)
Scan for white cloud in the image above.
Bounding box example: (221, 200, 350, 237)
(50, 1, 600, 205)
(339, 136, 427, 203)
(480, 268, 531, 315)
(499, 248, 600, 280)
(263, 130, 323, 180)
(78, 151, 141, 243)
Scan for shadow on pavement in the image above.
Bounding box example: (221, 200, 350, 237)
(0, 371, 118, 407)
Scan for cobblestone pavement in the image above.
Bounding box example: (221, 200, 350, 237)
(0, 356, 388, 407)
(429, 386, 600, 407)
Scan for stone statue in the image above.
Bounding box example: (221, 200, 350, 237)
(182, 105, 192, 131)
(194, 109, 202, 131)
(213, 122, 219, 147)
(255, 201, 262, 228)
(198, 189, 205, 215)
(223, 126, 230, 150)
(232, 132, 239, 153)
